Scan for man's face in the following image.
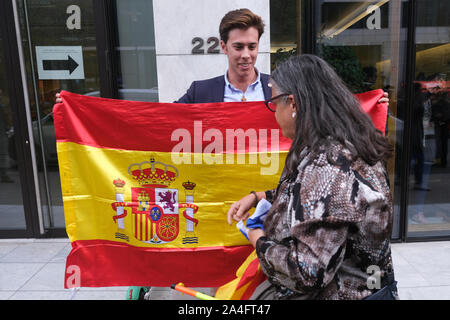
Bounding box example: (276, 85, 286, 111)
(221, 27, 259, 80)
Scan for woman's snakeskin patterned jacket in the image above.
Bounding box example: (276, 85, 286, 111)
(256, 142, 396, 300)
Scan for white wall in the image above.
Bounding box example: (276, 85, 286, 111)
(153, 0, 270, 102)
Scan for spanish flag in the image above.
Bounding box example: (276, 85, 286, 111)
(55, 89, 386, 289)
(55, 90, 290, 288)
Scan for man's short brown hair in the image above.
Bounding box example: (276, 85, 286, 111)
(219, 8, 265, 43)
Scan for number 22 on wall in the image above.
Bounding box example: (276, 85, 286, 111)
(191, 37, 220, 54)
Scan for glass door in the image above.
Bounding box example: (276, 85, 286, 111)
(17, 0, 101, 234)
(407, 0, 450, 238)
(0, 34, 28, 233)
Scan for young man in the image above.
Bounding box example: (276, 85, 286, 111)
(176, 8, 271, 103)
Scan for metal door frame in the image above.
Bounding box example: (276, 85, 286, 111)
(0, 0, 43, 238)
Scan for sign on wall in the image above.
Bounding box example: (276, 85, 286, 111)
(35, 46, 84, 80)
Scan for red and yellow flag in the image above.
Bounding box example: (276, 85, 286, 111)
(215, 250, 267, 300)
(55, 90, 290, 288)
(55, 89, 386, 290)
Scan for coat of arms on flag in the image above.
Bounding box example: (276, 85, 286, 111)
(111, 158, 199, 244)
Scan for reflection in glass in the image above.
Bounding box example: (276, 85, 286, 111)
(270, 0, 302, 70)
(115, 0, 159, 102)
(408, 0, 450, 237)
(316, 0, 391, 93)
(0, 34, 27, 230)
(315, 0, 406, 239)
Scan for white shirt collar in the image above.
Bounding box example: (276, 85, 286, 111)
(224, 68, 261, 92)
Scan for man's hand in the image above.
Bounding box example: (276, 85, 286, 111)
(378, 91, 389, 105)
(55, 92, 62, 103)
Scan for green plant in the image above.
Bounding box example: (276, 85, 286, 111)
(319, 45, 367, 93)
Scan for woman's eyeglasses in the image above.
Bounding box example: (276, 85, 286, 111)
(264, 93, 290, 112)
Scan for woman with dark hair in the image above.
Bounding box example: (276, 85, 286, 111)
(227, 54, 397, 300)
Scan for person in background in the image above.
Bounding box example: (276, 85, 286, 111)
(430, 84, 449, 168)
(0, 89, 13, 183)
(227, 54, 397, 300)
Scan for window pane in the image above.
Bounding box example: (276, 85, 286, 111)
(270, 0, 302, 70)
(315, 0, 408, 239)
(0, 31, 27, 230)
(407, 0, 450, 237)
(114, 0, 159, 102)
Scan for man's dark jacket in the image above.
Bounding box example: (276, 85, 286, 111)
(176, 73, 272, 103)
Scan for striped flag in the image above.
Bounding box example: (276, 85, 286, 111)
(55, 90, 290, 288)
(55, 89, 386, 290)
(215, 250, 267, 300)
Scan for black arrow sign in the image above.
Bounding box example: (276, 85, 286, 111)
(43, 55, 79, 74)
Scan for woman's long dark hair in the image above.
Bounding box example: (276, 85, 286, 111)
(271, 54, 393, 174)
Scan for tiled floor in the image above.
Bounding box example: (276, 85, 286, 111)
(0, 238, 449, 300)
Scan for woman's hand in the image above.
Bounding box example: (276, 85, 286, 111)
(378, 91, 389, 105)
(226, 191, 266, 225)
(248, 228, 265, 248)
(226, 193, 257, 225)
